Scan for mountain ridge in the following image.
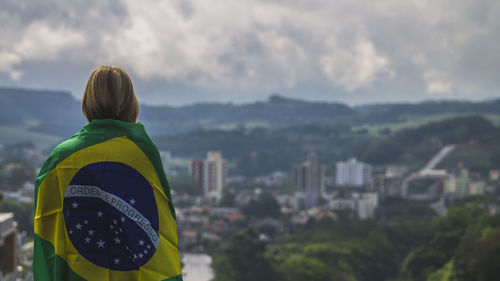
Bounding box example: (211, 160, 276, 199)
(1, 87, 499, 138)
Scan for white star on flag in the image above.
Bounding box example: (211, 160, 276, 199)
(97, 239, 106, 248)
(88, 229, 95, 236)
(130, 198, 136, 205)
(138, 240, 145, 246)
(113, 258, 120, 264)
(113, 219, 117, 224)
(84, 220, 88, 224)
(138, 253, 143, 258)
(72, 202, 78, 208)
(75, 223, 82, 230)
(114, 237, 121, 244)
(85, 237, 91, 243)
(121, 216, 126, 222)
(97, 211, 103, 217)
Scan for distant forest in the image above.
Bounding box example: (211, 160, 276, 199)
(1, 87, 499, 137)
(1, 87, 500, 176)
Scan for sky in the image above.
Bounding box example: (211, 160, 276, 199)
(0, 0, 499, 106)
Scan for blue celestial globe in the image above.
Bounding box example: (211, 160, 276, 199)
(63, 161, 160, 270)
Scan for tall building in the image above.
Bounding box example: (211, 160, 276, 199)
(191, 159, 205, 191)
(292, 153, 326, 200)
(190, 151, 228, 202)
(335, 158, 372, 187)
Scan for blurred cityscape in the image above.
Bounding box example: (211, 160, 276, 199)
(1, 89, 500, 280)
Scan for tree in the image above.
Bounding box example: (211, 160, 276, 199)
(211, 229, 277, 281)
(241, 192, 280, 218)
(278, 255, 330, 281)
(376, 197, 437, 222)
(453, 227, 500, 281)
(398, 205, 498, 281)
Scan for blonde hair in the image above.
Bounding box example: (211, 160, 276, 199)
(82, 66, 139, 123)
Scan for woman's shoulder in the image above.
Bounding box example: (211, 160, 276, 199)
(37, 131, 87, 177)
(51, 136, 85, 158)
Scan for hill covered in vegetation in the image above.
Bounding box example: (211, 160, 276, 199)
(1, 87, 499, 140)
(362, 115, 500, 173)
(154, 115, 500, 176)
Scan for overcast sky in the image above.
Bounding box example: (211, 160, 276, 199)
(0, 0, 499, 105)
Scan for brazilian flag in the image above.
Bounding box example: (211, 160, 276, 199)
(34, 119, 183, 281)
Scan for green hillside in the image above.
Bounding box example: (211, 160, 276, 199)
(354, 99, 500, 124)
(154, 115, 500, 176)
(2, 87, 500, 138)
(0, 125, 62, 150)
(362, 115, 500, 173)
(2, 87, 500, 166)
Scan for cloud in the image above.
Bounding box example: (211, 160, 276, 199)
(0, 0, 499, 104)
(423, 69, 452, 95)
(98, 0, 396, 92)
(0, 52, 21, 73)
(320, 39, 393, 90)
(15, 21, 85, 60)
(427, 81, 453, 95)
(0, 21, 85, 80)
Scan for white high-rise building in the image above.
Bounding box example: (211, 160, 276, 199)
(191, 151, 228, 202)
(335, 158, 372, 187)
